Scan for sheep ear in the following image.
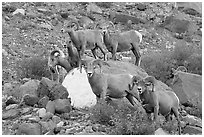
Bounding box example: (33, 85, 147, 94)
(128, 84, 133, 90)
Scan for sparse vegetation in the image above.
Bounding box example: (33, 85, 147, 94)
(16, 56, 51, 80)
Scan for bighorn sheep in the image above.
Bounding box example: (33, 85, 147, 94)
(62, 40, 80, 68)
(129, 75, 181, 134)
(81, 59, 141, 107)
(48, 45, 66, 83)
(102, 21, 142, 66)
(61, 21, 107, 72)
(48, 50, 73, 82)
(171, 66, 187, 85)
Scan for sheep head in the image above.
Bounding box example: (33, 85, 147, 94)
(61, 20, 80, 33)
(48, 50, 62, 71)
(171, 66, 187, 85)
(81, 59, 110, 77)
(136, 76, 156, 94)
(128, 75, 142, 90)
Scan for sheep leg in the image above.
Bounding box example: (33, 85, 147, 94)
(56, 66, 60, 83)
(97, 43, 107, 61)
(153, 104, 159, 122)
(91, 47, 98, 59)
(131, 45, 141, 66)
(111, 45, 117, 60)
(126, 93, 136, 106)
(172, 107, 181, 135)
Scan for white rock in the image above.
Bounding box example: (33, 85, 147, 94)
(12, 9, 25, 16)
(5, 104, 18, 110)
(37, 108, 46, 118)
(62, 68, 96, 108)
(57, 121, 64, 127)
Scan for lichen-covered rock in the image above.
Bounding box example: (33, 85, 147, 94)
(17, 123, 42, 135)
(54, 99, 72, 114)
(49, 84, 69, 100)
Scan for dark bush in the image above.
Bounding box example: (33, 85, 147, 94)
(16, 56, 51, 80)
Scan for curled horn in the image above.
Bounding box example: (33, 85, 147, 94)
(143, 76, 156, 85)
(50, 50, 61, 57)
(143, 76, 156, 92)
(92, 59, 110, 73)
(176, 66, 187, 72)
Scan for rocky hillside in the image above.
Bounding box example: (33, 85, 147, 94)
(2, 2, 202, 135)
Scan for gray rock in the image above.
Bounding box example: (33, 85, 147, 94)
(5, 96, 18, 106)
(28, 116, 41, 122)
(12, 8, 25, 16)
(54, 99, 72, 114)
(37, 77, 56, 99)
(17, 123, 42, 135)
(86, 3, 102, 14)
(155, 128, 169, 135)
(40, 120, 56, 134)
(21, 107, 33, 115)
(49, 84, 69, 100)
(183, 125, 202, 135)
(38, 96, 49, 108)
(22, 94, 39, 106)
(52, 115, 61, 124)
(37, 108, 46, 118)
(19, 79, 40, 99)
(5, 104, 18, 110)
(2, 109, 20, 120)
(182, 114, 202, 127)
(41, 112, 54, 121)
(46, 100, 55, 114)
(3, 83, 14, 96)
(56, 121, 64, 128)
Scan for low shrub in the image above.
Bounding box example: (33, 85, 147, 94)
(16, 56, 51, 80)
(141, 41, 201, 85)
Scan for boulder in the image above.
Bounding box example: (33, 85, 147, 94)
(17, 123, 42, 135)
(38, 96, 49, 108)
(54, 99, 72, 114)
(5, 96, 18, 106)
(86, 3, 102, 14)
(5, 104, 18, 110)
(183, 125, 202, 135)
(176, 2, 202, 15)
(22, 94, 39, 106)
(40, 120, 56, 134)
(62, 68, 97, 108)
(12, 8, 25, 16)
(46, 101, 55, 114)
(19, 79, 40, 99)
(109, 11, 146, 24)
(49, 84, 69, 100)
(3, 82, 14, 96)
(36, 77, 56, 99)
(155, 128, 169, 135)
(182, 114, 202, 128)
(171, 72, 202, 110)
(2, 109, 20, 120)
(37, 108, 47, 118)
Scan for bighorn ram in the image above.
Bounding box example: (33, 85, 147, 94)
(171, 66, 187, 85)
(129, 75, 181, 134)
(81, 59, 141, 107)
(48, 45, 66, 83)
(102, 21, 142, 66)
(48, 50, 73, 81)
(61, 21, 107, 72)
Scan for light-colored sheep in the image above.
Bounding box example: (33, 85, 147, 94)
(81, 59, 141, 106)
(61, 21, 107, 72)
(102, 21, 142, 66)
(129, 75, 181, 135)
(171, 66, 187, 85)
